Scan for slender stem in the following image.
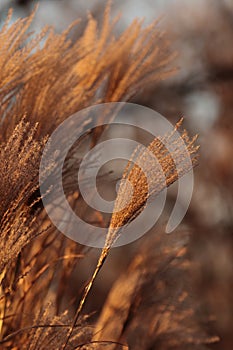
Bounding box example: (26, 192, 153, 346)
(62, 246, 110, 350)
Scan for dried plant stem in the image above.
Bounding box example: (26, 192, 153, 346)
(62, 246, 110, 350)
(63, 119, 199, 348)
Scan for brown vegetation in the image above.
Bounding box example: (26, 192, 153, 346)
(0, 4, 223, 350)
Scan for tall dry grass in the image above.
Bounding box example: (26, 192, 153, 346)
(0, 4, 213, 350)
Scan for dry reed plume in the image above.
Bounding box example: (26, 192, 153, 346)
(63, 119, 199, 348)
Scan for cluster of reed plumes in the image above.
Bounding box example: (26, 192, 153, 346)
(0, 4, 217, 350)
